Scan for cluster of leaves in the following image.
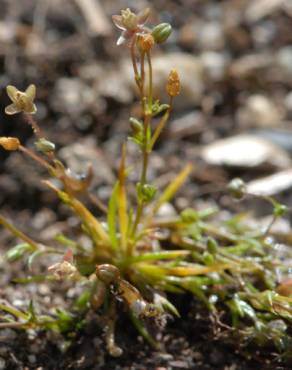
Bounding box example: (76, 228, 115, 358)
(0, 8, 292, 361)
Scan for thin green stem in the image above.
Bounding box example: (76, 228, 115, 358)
(146, 51, 153, 108)
(0, 214, 39, 250)
(150, 97, 173, 150)
(131, 35, 143, 98)
(130, 51, 154, 243)
(140, 52, 145, 100)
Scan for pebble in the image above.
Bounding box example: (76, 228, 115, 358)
(251, 20, 276, 47)
(0, 328, 17, 340)
(197, 22, 225, 51)
(58, 136, 115, 185)
(201, 134, 291, 169)
(247, 169, 292, 196)
(201, 51, 229, 81)
(52, 78, 101, 116)
(285, 92, 292, 112)
(0, 358, 6, 370)
(28, 354, 37, 364)
(156, 353, 174, 361)
(156, 203, 177, 217)
(237, 95, 284, 128)
(169, 360, 190, 368)
(168, 111, 205, 139)
(276, 47, 292, 76)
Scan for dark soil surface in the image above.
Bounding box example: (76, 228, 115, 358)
(1, 0, 292, 369)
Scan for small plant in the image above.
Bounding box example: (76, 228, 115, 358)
(0, 8, 292, 361)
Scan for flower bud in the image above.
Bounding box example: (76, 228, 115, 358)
(207, 238, 218, 254)
(129, 117, 143, 135)
(35, 138, 55, 153)
(166, 69, 180, 97)
(152, 23, 172, 44)
(137, 33, 155, 53)
(227, 178, 246, 199)
(0, 137, 20, 151)
(136, 182, 157, 203)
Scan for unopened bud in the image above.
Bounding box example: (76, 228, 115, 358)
(129, 117, 143, 134)
(0, 137, 20, 151)
(152, 23, 172, 44)
(227, 178, 246, 199)
(35, 138, 55, 153)
(166, 69, 180, 97)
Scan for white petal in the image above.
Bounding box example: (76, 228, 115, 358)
(117, 35, 126, 45)
(5, 104, 21, 115)
(25, 84, 36, 100)
(6, 85, 18, 103)
(117, 30, 131, 46)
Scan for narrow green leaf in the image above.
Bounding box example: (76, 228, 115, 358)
(117, 145, 128, 251)
(107, 182, 119, 250)
(151, 164, 192, 217)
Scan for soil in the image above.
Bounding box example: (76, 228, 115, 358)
(1, 0, 292, 369)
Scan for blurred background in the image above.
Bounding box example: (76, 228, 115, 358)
(0, 0, 292, 245)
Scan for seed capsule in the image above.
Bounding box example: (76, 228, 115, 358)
(137, 33, 155, 53)
(96, 264, 120, 285)
(152, 23, 172, 44)
(166, 69, 180, 97)
(0, 137, 20, 151)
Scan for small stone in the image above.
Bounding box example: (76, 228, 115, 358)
(201, 51, 229, 81)
(156, 203, 177, 217)
(197, 22, 225, 50)
(0, 357, 6, 370)
(0, 328, 17, 340)
(169, 360, 190, 369)
(28, 355, 37, 364)
(237, 95, 283, 128)
(285, 92, 292, 112)
(156, 353, 174, 361)
(201, 134, 290, 169)
(277, 47, 292, 76)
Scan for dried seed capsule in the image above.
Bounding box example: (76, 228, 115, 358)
(166, 69, 180, 97)
(137, 33, 155, 53)
(152, 23, 172, 44)
(0, 137, 20, 151)
(96, 264, 120, 285)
